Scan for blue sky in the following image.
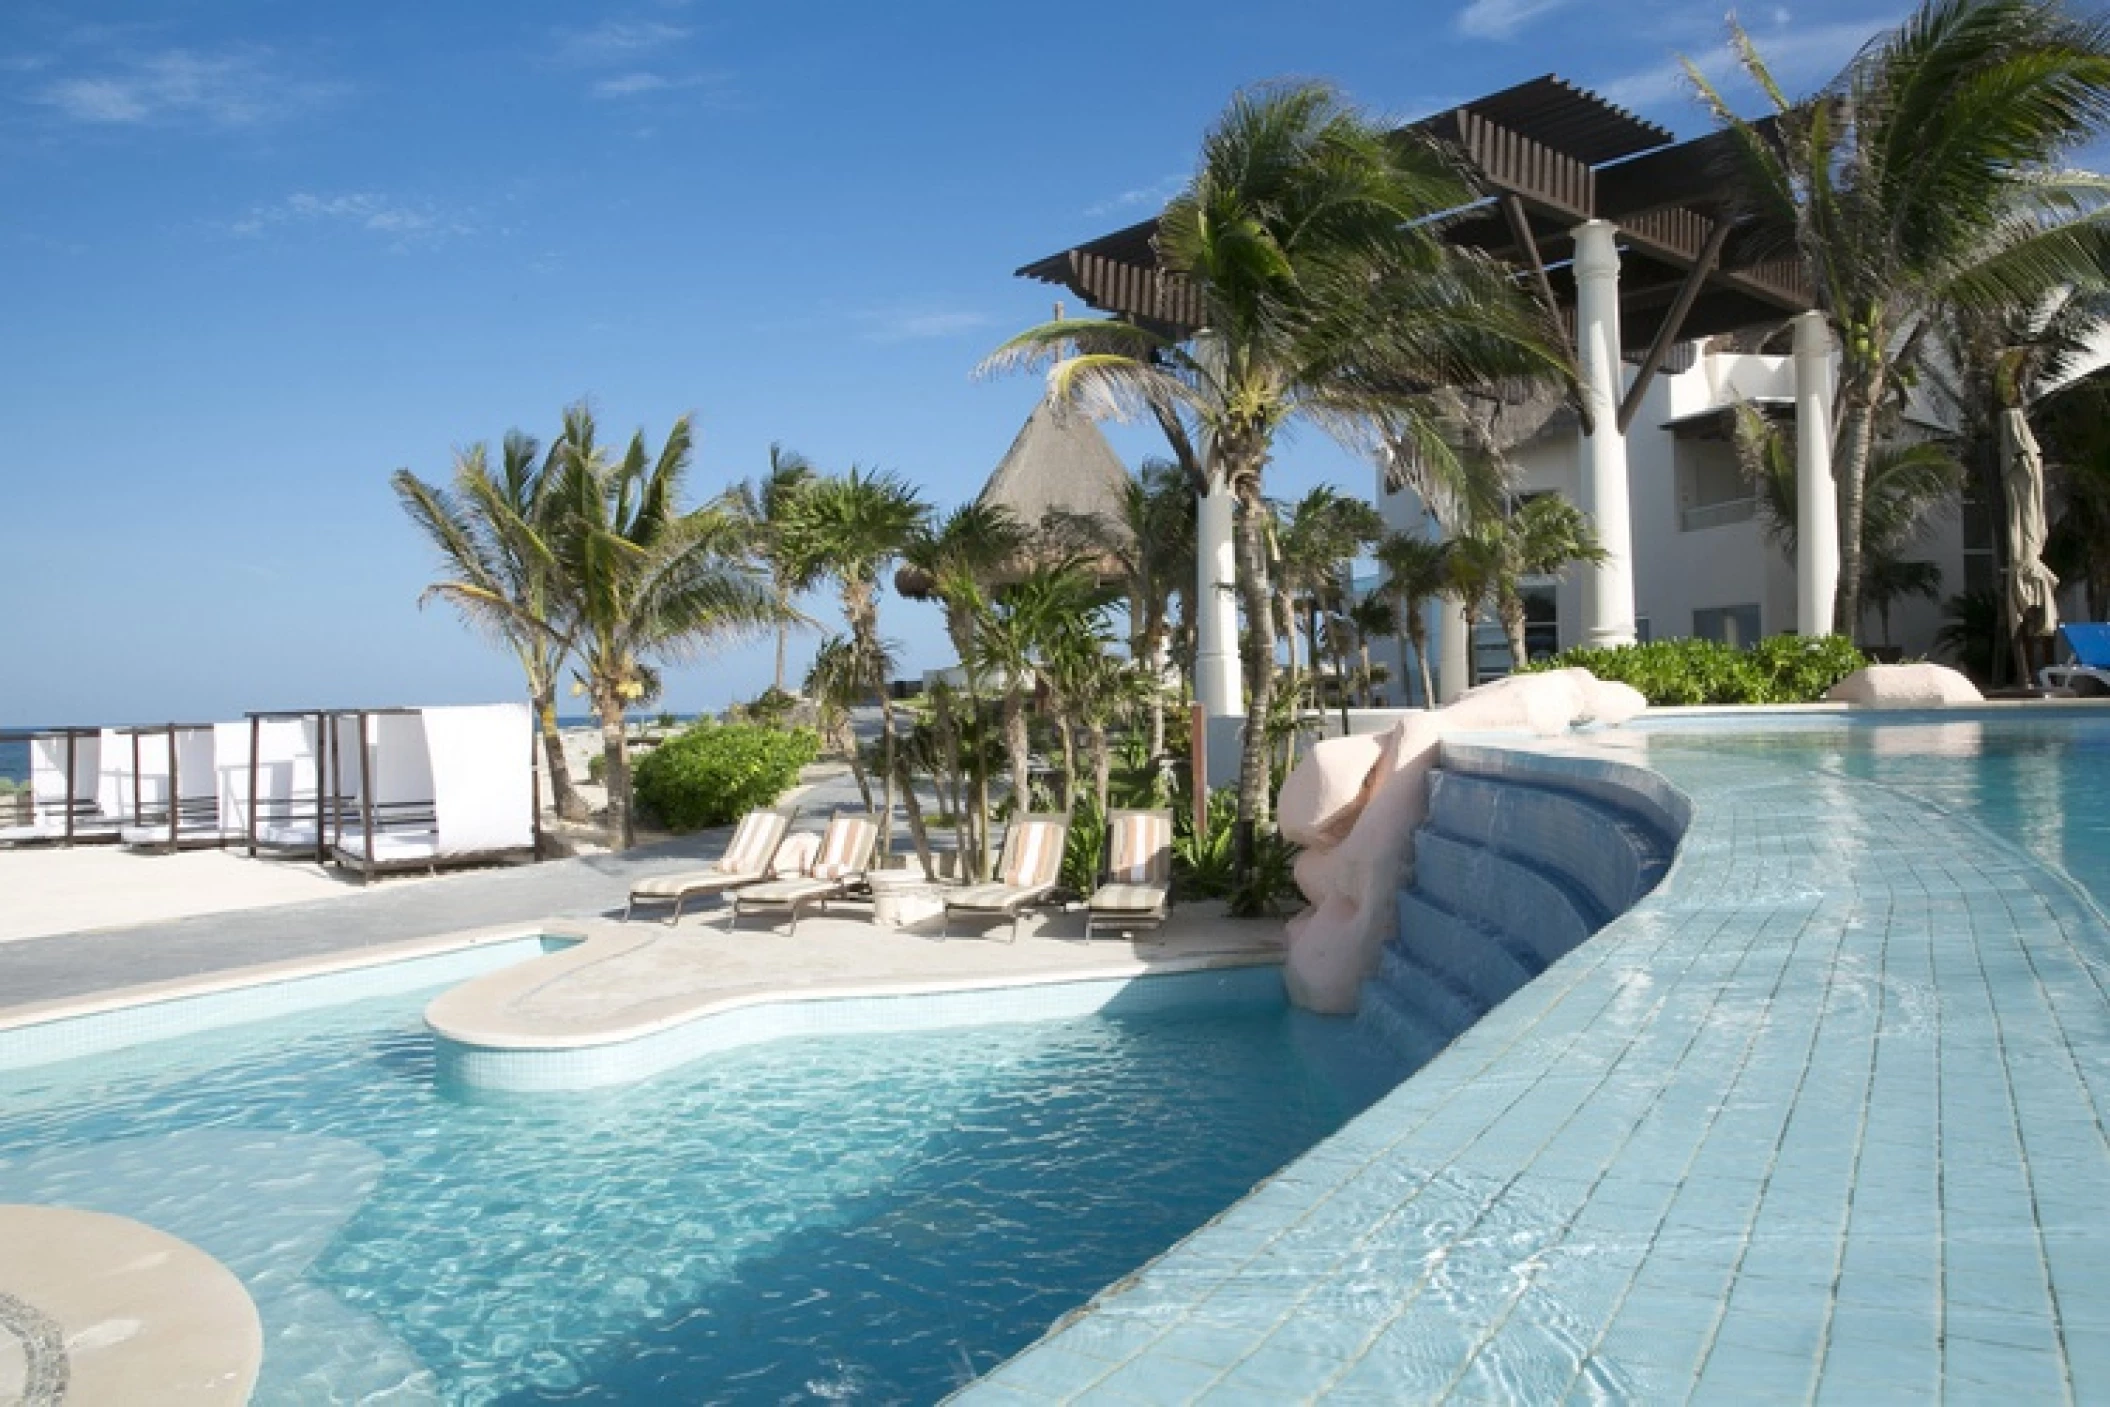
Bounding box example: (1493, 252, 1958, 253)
(0, 0, 1905, 724)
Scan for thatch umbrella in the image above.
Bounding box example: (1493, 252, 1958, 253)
(896, 397, 1135, 599)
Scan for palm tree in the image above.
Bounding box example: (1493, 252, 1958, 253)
(1045, 457, 1194, 758)
(805, 634, 884, 813)
(1692, 0, 2110, 634)
(1733, 405, 1962, 644)
(725, 444, 818, 697)
(782, 467, 927, 855)
(903, 502, 1029, 875)
(1273, 486, 1386, 692)
(1375, 532, 1452, 707)
(1345, 595, 1397, 705)
(1444, 531, 1502, 689)
(982, 82, 1569, 858)
(1484, 497, 1606, 670)
(971, 562, 1104, 818)
(547, 404, 776, 848)
(392, 431, 588, 822)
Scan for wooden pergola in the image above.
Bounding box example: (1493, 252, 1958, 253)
(1015, 75, 1836, 720)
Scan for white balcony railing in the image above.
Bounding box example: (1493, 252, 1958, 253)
(1681, 497, 1758, 532)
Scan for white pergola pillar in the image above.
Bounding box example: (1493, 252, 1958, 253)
(1792, 310, 1839, 637)
(1193, 480, 1243, 784)
(1438, 593, 1471, 703)
(1572, 220, 1638, 648)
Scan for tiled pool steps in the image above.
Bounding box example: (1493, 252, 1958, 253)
(1358, 759, 1681, 1067)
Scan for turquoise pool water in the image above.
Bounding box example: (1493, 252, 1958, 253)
(1636, 713, 2110, 905)
(0, 976, 1402, 1404)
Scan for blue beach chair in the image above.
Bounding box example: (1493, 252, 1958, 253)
(2040, 624, 2110, 695)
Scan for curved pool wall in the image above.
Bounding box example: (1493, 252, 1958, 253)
(1358, 741, 1689, 1066)
(962, 714, 2110, 1402)
(0, 932, 578, 1072)
(432, 963, 1287, 1092)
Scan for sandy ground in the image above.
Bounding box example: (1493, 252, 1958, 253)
(0, 845, 417, 944)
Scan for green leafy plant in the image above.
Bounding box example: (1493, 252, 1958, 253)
(1526, 635, 1867, 706)
(632, 722, 818, 832)
(1173, 790, 1302, 916)
(1061, 800, 1109, 894)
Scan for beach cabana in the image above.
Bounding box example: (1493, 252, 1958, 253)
(117, 724, 231, 851)
(331, 703, 537, 881)
(0, 727, 118, 846)
(243, 710, 334, 861)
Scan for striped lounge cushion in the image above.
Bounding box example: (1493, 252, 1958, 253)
(1110, 814, 1170, 883)
(1000, 819, 1063, 889)
(809, 817, 872, 880)
(720, 812, 778, 875)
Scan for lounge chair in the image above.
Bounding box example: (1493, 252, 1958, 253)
(1083, 808, 1175, 941)
(623, 808, 794, 923)
(2040, 623, 2110, 695)
(942, 812, 1071, 941)
(730, 810, 880, 936)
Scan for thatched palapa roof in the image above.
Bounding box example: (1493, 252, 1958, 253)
(897, 398, 1135, 599)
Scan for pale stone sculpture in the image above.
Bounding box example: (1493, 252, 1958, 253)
(1279, 669, 1647, 1014)
(1823, 662, 1984, 707)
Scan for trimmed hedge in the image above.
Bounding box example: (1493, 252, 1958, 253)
(1525, 635, 1869, 706)
(632, 722, 818, 832)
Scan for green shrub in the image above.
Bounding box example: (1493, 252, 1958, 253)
(586, 751, 606, 785)
(632, 722, 818, 832)
(1173, 790, 1303, 917)
(1525, 635, 1867, 706)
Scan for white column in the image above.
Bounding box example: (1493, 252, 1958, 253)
(1793, 310, 1839, 636)
(1193, 480, 1242, 719)
(1438, 593, 1471, 703)
(1572, 220, 1637, 648)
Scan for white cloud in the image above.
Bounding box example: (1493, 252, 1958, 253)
(552, 20, 692, 65)
(228, 193, 474, 249)
(1456, 0, 1574, 42)
(857, 308, 993, 342)
(1596, 16, 1897, 113)
(29, 47, 341, 129)
(1084, 174, 1186, 219)
(593, 72, 670, 98)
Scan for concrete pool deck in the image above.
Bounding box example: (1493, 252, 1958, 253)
(963, 720, 2110, 1403)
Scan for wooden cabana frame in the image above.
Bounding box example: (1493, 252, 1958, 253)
(115, 722, 227, 854)
(243, 709, 336, 863)
(0, 726, 114, 847)
(329, 704, 541, 883)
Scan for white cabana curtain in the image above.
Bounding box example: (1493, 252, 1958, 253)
(30, 734, 98, 826)
(251, 716, 324, 846)
(96, 728, 133, 822)
(213, 721, 252, 836)
(422, 703, 533, 857)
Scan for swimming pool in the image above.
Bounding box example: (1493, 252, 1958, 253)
(0, 970, 1404, 1403)
(1632, 712, 2110, 908)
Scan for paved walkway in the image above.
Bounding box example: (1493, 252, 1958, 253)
(966, 726, 2110, 1403)
(0, 765, 882, 1015)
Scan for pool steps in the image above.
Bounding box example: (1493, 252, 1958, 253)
(1358, 753, 1680, 1064)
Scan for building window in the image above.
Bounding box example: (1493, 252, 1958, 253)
(1693, 604, 1762, 647)
(1675, 439, 1758, 532)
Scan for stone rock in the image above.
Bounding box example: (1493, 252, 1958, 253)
(1824, 663, 1984, 707)
(1277, 669, 1648, 1017)
(1276, 733, 1384, 847)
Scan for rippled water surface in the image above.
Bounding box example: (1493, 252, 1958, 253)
(0, 978, 1401, 1404)
(1638, 714, 2110, 902)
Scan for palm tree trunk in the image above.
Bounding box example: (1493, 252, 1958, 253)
(533, 681, 588, 822)
(595, 692, 634, 850)
(1004, 689, 1031, 817)
(1501, 593, 1529, 671)
(892, 749, 936, 880)
(1056, 717, 1077, 810)
(838, 718, 875, 812)
(1358, 641, 1374, 707)
(1233, 474, 1277, 856)
(877, 692, 897, 860)
(1408, 616, 1436, 711)
(1831, 382, 1881, 638)
(1147, 627, 1168, 760)
(1091, 722, 1111, 816)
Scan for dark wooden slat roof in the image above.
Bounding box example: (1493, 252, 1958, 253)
(1415, 74, 1672, 169)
